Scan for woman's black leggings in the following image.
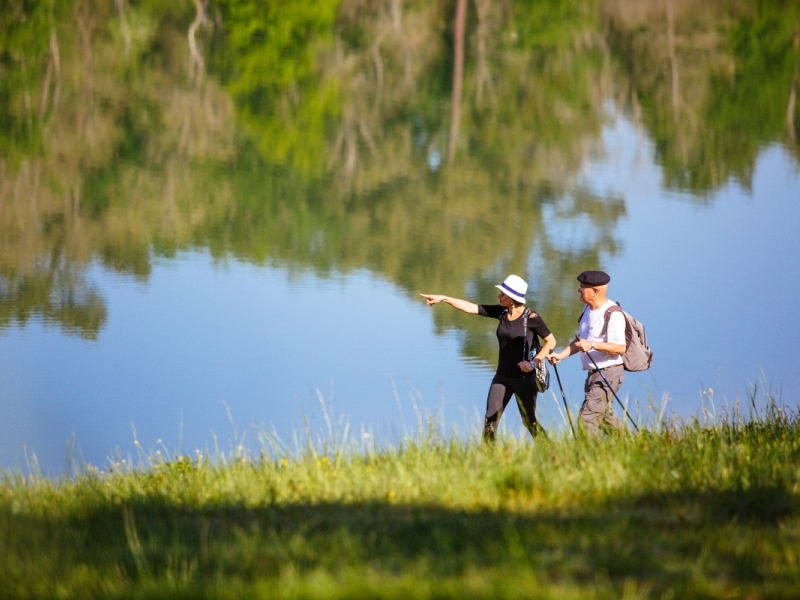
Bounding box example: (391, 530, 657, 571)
(483, 374, 540, 441)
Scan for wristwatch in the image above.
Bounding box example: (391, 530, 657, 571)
(590, 342, 595, 351)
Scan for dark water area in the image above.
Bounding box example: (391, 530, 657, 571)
(1, 0, 799, 475)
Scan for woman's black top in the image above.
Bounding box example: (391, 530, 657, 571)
(478, 305, 551, 378)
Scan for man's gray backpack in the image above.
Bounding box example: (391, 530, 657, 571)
(600, 304, 653, 372)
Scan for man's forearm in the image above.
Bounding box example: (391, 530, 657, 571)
(589, 341, 626, 355)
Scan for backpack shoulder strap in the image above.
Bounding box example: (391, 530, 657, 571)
(527, 308, 544, 351)
(522, 308, 529, 362)
(600, 303, 624, 339)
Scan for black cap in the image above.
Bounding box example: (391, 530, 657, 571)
(577, 270, 610, 286)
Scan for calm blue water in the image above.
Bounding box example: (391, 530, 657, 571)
(2, 113, 798, 475)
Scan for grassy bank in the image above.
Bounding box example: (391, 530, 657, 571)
(2, 404, 799, 599)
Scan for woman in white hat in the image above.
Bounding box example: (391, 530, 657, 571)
(420, 275, 556, 440)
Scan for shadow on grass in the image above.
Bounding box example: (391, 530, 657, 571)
(2, 484, 798, 597)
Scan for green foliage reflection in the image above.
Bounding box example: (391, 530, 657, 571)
(0, 0, 797, 359)
(605, 0, 800, 193)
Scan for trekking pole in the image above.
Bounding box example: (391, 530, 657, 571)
(550, 354, 576, 439)
(586, 352, 639, 433)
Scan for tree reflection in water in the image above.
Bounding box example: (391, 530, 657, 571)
(1, 0, 798, 363)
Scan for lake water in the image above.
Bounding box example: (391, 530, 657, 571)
(2, 0, 799, 474)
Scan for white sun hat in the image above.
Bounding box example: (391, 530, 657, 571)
(495, 274, 527, 304)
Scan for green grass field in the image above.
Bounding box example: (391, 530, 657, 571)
(2, 397, 799, 599)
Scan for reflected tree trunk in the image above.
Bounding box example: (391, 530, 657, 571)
(475, 0, 495, 106)
(37, 28, 62, 124)
(448, 0, 467, 165)
(789, 26, 799, 147)
(188, 0, 210, 87)
(345, 109, 357, 175)
(181, 0, 212, 153)
(75, 3, 94, 143)
(599, 25, 612, 110)
(391, 0, 402, 33)
(790, 77, 798, 147)
(115, 0, 132, 56)
(474, 0, 492, 107)
(18, 55, 34, 141)
(75, 5, 93, 111)
(328, 126, 345, 171)
(666, 0, 679, 126)
(38, 54, 53, 123)
(359, 118, 377, 156)
(372, 35, 385, 118)
(50, 27, 61, 115)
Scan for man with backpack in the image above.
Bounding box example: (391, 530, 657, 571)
(548, 271, 631, 435)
